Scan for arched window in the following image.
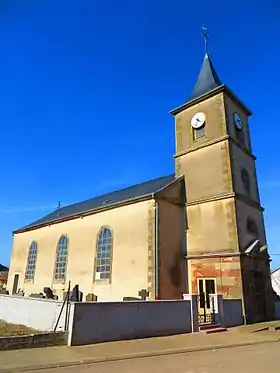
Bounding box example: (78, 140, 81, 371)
(95, 227, 113, 280)
(247, 217, 259, 237)
(54, 235, 68, 282)
(25, 241, 38, 281)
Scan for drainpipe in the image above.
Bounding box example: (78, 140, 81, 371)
(240, 254, 247, 326)
(155, 201, 159, 300)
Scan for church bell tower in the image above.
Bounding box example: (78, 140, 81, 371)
(170, 32, 274, 323)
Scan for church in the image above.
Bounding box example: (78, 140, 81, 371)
(7, 45, 274, 324)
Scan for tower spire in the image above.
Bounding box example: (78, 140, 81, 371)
(187, 28, 222, 102)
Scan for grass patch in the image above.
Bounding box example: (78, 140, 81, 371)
(249, 320, 280, 333)
(0, 320, 39, 337)
(234, 320, 280, 333)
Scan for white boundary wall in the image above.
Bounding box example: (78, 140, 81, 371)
(68, 300, 192, 346)
(0, 295, 67, 331)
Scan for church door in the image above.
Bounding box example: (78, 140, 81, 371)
(197, 278, 216, 323)
(12, 274, 19, 294)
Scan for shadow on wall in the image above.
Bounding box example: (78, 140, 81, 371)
(169, 252, 182, 288)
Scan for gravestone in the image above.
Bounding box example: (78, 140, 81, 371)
(123, 297, 141, 301)
(43, 287, 54, 299)
(70, 285, 83, 302)
(30, 292, 44, 299)
(86, 293, 98, 302)
(138, 289, 149, 300)
(16, 288, 24, 296)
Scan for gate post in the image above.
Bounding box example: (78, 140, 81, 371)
(183, 294, 199, 333)
(209, 294, 224, 326)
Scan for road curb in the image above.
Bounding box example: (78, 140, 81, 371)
(1, 338, 279, 372)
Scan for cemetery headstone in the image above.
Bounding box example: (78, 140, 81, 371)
(138, 289, 149, 300)
(86, 293, 98, 302)
(123, 296, 141, 301)
(16, 288, 24, 296)
(43, 287, 54, 299)
(30, 293, 44, 298)
(70, 284, 83, 302)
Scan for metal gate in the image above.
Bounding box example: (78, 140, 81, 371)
(197, 292, 214, 324)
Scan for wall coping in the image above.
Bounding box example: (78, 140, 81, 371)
(0, 295, 190, 306)
(73, 299, 189, 306)
(0, 294, 64, 304)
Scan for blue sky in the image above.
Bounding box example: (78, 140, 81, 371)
(0, 1, 280, 269)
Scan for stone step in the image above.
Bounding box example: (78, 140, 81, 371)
(199, 323, 220, 331)
(199, 323, 227, 334)
(203, 327, 228, 334)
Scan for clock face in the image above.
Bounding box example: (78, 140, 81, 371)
(233, 112, 243, 130)
(191, 112, 205, 129)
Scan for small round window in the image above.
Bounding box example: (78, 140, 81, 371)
(241, 169, 250, 194)
(247, 217, 258, 236)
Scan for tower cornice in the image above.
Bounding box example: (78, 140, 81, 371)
(170, 84, 252, 117)
(173, 134, 256, 160)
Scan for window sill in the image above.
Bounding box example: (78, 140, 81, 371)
(192, 136, 206, 144)
(94, 279, 111, 285)
(52, 279, 66, 285)
(24, 279, 35, 284)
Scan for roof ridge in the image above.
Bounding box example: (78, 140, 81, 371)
(56, 173, 175, 212)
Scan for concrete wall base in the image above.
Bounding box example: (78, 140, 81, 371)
(0, 331, 67, 351)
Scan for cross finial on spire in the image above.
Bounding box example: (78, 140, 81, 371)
(201, 27, 209, 54)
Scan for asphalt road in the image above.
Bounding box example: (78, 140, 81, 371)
(28, 342, 279, 373)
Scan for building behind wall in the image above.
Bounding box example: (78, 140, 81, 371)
(7, 42, 274, 323)
(0, 264, 9, 290)
(271, 268, 280, 297)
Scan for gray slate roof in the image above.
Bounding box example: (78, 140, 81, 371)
(15, 174, 176, 233)
(188, 52, 222, 102)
